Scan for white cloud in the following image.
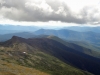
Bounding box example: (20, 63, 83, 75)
(0, 0, 100, 26)
(62, 0, 100, 12)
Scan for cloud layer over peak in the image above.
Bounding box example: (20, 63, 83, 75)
(0, 0, 100, 25)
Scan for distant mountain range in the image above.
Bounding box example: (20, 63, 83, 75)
(0, 25, 40, 34)
(64, 26, 100, 33)
(1, 28, 100, 47)
(34, 29, 100, 46)
(0, 32, 35, 41)
(1, 25, 100, 34)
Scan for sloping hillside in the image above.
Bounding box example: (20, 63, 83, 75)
(0, 59, 50, 75)
(46, 35, 100, 58)
(0, 36, 93, 75)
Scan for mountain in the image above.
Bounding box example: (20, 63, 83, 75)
(0, 25, 40, 34)
(1, 36, 100, 75)
(34, 29, 100, 46)
(1, 28, 100, 47)
(0, 30, 21, 35)
(69, 41, 100, 52)
(0, 32, 35, 42)
(46, 35, 100, 58)
(34, 29, 82, 40)
(64, 26, 100, 33)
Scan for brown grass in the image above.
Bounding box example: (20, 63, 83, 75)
(0, 60, 50, 75)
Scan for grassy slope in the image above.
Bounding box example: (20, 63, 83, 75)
(0, 43, 92, 75)
(0, 59, 49, 75)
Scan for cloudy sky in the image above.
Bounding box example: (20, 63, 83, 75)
(0, 0, 100, 26)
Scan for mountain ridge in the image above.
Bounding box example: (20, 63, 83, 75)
(0, 36, 100, 75)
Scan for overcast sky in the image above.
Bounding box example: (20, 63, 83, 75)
(0, 0, 100, 26)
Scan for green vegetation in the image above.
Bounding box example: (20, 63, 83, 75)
(0, 47, 92, 75)
(19, 52, 92, 75)
(0, 59, 49, 75)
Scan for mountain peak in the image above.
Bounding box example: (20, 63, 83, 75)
(12, 36, 19, 39)
(11, 36, 21, 42)
(10, 36, 26, 44)
(1, 36, 27, 47)
(11, 36, 25, 40)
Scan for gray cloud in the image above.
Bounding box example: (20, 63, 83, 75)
(0, 0, 100, 24)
